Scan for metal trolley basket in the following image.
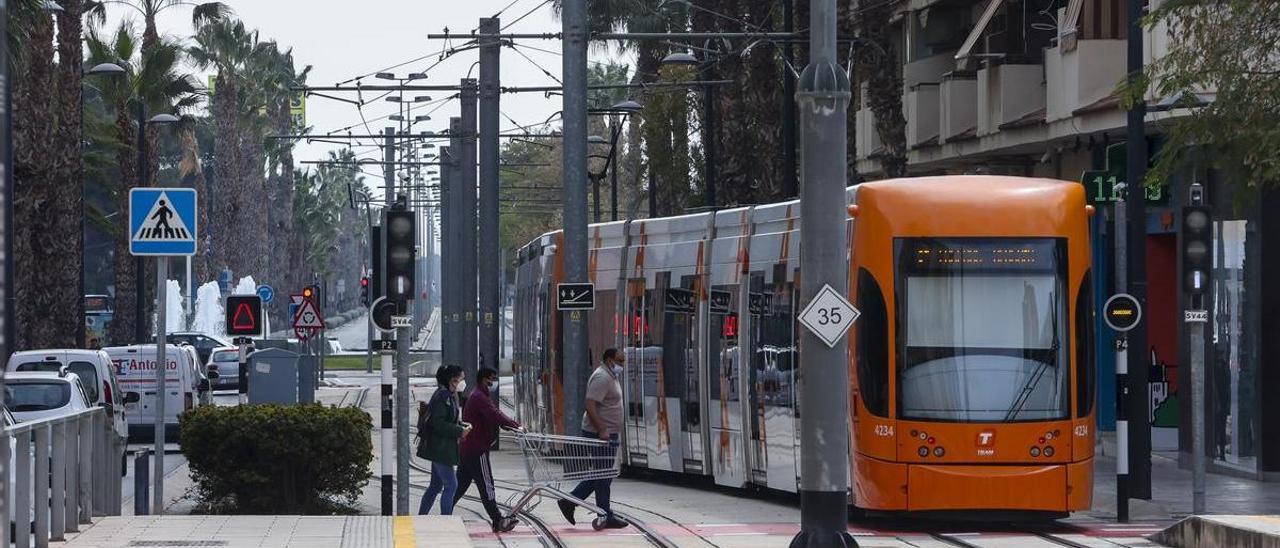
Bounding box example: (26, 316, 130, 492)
(504, 431, 622, 529)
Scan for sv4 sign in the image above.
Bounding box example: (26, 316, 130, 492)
(797, 284, 860, 348)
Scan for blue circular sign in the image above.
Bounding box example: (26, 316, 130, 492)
(256, 284, 275, 304)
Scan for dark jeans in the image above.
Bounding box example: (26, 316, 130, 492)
(569, 431, 618, 518)
(452, 452, 503, 524)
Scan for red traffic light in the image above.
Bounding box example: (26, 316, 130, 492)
(361, 277, 370, 288)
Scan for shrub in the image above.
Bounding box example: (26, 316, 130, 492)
(179, 404, 372, 514)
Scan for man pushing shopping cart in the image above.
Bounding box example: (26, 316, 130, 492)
(505, 348, 629, 530)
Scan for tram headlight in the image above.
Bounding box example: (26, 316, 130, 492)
(918, 446, 929, 458)
(933, 447, 945, 457)
(1044, 446, 1055, 457)
(1030, 446, 1041, 457)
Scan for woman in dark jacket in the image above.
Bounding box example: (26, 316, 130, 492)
(417, 365, 471, 515)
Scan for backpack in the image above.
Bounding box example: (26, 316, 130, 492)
(415, 396, 433, 459)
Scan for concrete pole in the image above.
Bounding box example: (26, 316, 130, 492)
(478, 17, 502, 374)
(1114, 195, 1129, 522)
(790, 0, 855, 545)
(461, 80, 479, 381)
(1124, 0, 1152, 502)
(560, 0, 590, 437)
(153, 258, 168, 514)
(395, 317, 410, 514)
(440, 143, 455, 367)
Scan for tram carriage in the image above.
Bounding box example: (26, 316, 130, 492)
(512, 176, 1096, 516)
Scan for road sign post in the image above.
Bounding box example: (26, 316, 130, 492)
(1104, 292, 1141, 523)
(226, 295, 263, 405)
(129, 187, 198, 516)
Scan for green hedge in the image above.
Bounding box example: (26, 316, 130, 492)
(179, 404, 373, 514)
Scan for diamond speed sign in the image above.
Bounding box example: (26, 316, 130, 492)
(798, 284, 860, 348)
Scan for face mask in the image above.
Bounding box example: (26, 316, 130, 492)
(454, 380, 467, 393)
(612, 364, 623, 377)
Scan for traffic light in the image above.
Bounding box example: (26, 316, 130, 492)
(384, 209, 416, 302)
(360, 276, 370, 306)
(1182, 203, 1211, 295)
(225, 295, 263, 337)
(302, 285, 315, 301)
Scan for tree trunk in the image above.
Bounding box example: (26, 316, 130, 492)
(238, 125, 268, 283)
(178, 128, 210, 284)
(209, 71, 241, 279)
(13, 10, 58, 350)
(106, 106, 139, 345)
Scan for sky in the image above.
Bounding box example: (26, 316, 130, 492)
(101, 0, 629, 178)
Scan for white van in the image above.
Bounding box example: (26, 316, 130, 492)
(7, 349, 131, 440)
(103, 344, 213, 441)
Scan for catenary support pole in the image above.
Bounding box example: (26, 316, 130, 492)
(478, 18, 502, 375)
(153, 258, 168, 514)
(790, 0, 855, 545)
(461, 80, 479, 382)
(1124, 0, 1152, 502)
(560, 0, 590, 437)
(441, 142, 456, 367)
(782, 0, 797, 199)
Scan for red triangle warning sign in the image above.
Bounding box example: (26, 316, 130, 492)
(292, 299, 325, 329)
(232, 303, 257, 330)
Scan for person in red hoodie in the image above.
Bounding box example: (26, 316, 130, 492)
(452, 367, 522, 533)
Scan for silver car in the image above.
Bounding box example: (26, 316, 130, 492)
(206, 346, 241, 390)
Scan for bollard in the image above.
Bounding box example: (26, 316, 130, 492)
(34, 425, 50, 548)
(134, 450, 151, 516)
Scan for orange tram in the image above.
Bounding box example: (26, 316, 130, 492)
(512, 176, 1096, 517)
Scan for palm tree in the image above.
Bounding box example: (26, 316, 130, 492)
(86, 22, 200, 344)
(96, 0, 231, 56)
(189, 18, 251, 279)
(11, 0, 64, 349)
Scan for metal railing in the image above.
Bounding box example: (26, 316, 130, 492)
(2, 407, 125, 547)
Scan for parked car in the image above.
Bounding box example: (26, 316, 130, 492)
(3, 370, 94, 422)
(206, 346, 242, 390)
(7, 349, 130, 439)
(166, 332, 232, 365)
(103, 344, 214, 441)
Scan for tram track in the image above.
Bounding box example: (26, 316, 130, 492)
(408, 460, 566, 548)
(928, 529, 1132, 548)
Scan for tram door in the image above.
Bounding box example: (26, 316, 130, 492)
(669, 276, 701, 473)
(623, 279, 653, 467)
(757, 265, 800, 492)
(745, 273, 769, 484)
(709, 286, 746, 487)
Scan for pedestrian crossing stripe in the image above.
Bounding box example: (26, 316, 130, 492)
(129, 187, 198, 256)
(132, 191, 193, 241)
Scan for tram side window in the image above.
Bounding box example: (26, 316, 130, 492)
(588, 289, 618, 369)
(1076, 270, 1096, 417)
(856, 268, 890, 417)
(755, 266, 796, 407)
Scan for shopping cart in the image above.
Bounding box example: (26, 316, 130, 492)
(504, 431, 623, 530)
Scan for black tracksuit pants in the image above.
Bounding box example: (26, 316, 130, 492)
(452, 451, 503, 523)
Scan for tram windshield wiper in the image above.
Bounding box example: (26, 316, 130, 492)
(1003, 289, 1060, 421)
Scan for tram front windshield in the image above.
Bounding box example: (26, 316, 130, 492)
(897, 238, 1069, 422)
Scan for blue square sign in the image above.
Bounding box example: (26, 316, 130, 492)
(129, 188, 198, 256)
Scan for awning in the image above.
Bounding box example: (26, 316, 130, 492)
(954, 0, 1005, 68)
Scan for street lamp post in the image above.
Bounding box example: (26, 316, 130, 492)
(80, 62, 126, 348)
(662, 50, 717, 209)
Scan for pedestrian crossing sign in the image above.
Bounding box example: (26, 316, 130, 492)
(129, 187, 198, 256)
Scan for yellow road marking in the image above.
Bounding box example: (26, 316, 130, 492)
(393, 516, 417, 547)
